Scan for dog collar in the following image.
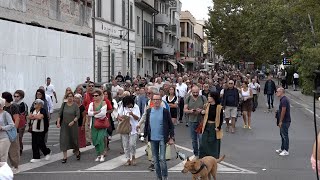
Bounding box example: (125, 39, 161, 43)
(191, 162, 207, 174)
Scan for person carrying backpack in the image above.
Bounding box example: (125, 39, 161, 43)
(183, 86, 207, 159)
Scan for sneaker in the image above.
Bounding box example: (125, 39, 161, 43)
(248, 126, 252, 130)
(95, 156, 101, 162)
(275, 149, 283, 154)
(45, 151, 52, 161)
(243, 125, 247, 129)
(148, 163, 155, 171)
(30, 159, 41, 163)
(100, 155, 105, 162)
(11, 167, 20, 174)
(279, 150, 289, 156)
(185, 123, 189, 127)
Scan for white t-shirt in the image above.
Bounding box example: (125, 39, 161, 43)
(248, 82, 260, 95)
(117, 104, 141, 135)
(111, 85, 121, 98)
(176, 83, 188, 98)
(45, 84, 55, 97)
(293, 73, 299, 79)
(154, 82, 164, 90)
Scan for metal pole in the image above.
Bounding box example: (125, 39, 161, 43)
(92, 0, 96, 82)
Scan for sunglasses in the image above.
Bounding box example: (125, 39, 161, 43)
(14, 95, 20, 98)
(93, 94, 100, 97)
(88, 85, 94, 87)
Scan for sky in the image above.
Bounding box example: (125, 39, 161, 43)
(180, 0, 213, 20)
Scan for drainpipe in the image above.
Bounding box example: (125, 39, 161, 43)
(92, 0, 96, 81)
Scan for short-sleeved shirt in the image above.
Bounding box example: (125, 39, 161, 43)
(150, 107, 164, 141)
(279, 96, 291, 123)
(186, 95, 207, 123)
(45, 84, 56, 97)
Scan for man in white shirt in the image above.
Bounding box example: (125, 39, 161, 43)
(293, 72, 299, 91)
(248, 78, 260, 111)
(154, 77, 164, 90)
(111, 79, 121, 98)
(45, 77, 58, 103)
(39, 86, 53, 114)
(176, 77, 188, 123)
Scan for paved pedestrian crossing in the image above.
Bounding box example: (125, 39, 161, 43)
(22, 124, 60, 145)
(17, 134, 256, 175)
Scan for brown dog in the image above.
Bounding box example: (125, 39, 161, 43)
(181, 155, 225, 180)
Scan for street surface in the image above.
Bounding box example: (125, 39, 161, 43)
(15, 80, 319, 180)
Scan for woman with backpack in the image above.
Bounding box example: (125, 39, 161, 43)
(13, 90, 28, 155)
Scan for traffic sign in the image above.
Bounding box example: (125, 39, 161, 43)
(283, 58, 292, 65)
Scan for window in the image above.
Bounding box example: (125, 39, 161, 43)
(122, 51, 126, 74)
(130, 3, 133, 29)
(97, 0, 102, 17)
(111, 50, 115, 76)
(97, 51, 102, 82)
(122, 0, 126, 26)
(111, 0, 115, 22)
(137, 16, 140, 35)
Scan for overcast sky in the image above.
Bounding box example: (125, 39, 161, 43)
(180, 0, 213, 20)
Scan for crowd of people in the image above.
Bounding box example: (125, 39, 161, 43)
(0, 66, 295, 180)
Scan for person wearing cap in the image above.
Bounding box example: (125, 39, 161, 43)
(28, 99, 51, 163)
(45, 77, 58, 103)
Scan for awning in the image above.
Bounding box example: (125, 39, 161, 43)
(167, 60, 177, 69)
(177, 62, 185, 68)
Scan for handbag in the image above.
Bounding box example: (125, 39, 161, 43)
(3, 112, 17, 142)
(146, 142, 172, 161)
(116, 114, 131, 134)
(93, 103, 110, 129)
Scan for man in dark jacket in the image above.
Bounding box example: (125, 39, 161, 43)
(222, 80, 239, 133)
(144, 94, 174, 180)
(264, 75, 277, 109)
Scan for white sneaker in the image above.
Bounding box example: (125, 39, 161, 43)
(45, 151, 52, 161)
(95, 156, 101, 162)
(100, 155, 105, 162)
(30, 159, 41, 163)
(11, 167, 20, 174)
(275, 149, 282, 154)
(279, 150, 289, 156)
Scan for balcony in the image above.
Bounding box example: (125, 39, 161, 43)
(154, 43, 174, 55)
(155, 13, 170, 26)
(164, 24, 177, 35)
(135, 0, 157, 13)
(144, 36, 162, 50)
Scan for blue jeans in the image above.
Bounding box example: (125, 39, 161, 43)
(267, 94, 274, 107)
(151, 140, 168, 179)
(189, 122, 201, 156)
(280, 122, 290, 151)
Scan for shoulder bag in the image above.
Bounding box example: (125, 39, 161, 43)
(93, 103, 110, 129)
(116, 107, 131, 134)
(3, 112, 17, 142)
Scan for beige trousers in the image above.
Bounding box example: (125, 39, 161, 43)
(0, 138, 11, 162)
(8, 136, 20, 168)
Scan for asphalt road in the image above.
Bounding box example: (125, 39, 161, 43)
(14, 81, 319, 180)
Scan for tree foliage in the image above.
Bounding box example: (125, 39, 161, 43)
(205, 0, 320, 94)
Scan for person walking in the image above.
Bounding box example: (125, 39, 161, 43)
(264, 75, 277, 109)
(1, 92, 20, 174)
(56, 92, 80, 163)
(0, 98, 15, 163)
(184, 86, 207, 158)
(176, 77, 188, 124)
(29, 99, 51, 163)
(222, 80, 240, 133)
(293, 72, 299, 91)
(144, 94, 175, 180)
(199, 92, 223, 159)
(117, 96, 141, 166)
(275, 87, 291, 156)
(74, 94, 86, 149)
(88, 89, 108, 162)
(13, 90, 28, 154)
(248, 78, 260, 111)
(45, 77, 58, 103)
(241, 82, 253, 129)
(164, 86, 178, 125)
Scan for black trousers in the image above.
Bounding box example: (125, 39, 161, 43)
(32, 132, 51, 159)
(178, 98, 184, 121)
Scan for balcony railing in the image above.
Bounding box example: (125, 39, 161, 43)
(144, 36, 162, 49)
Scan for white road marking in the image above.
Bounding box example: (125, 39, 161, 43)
(86, 145, 147, 171)
(19, 134, 121, 173)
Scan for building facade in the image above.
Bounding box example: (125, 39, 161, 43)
(180, 10, 196, 71)
(95, 0, 136, 82)
(0, 0, 93, 108)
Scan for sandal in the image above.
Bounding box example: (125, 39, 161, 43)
(62, 158, 67, 163)
(76, 151, 81, 160)
(124, 160, 131, 166)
